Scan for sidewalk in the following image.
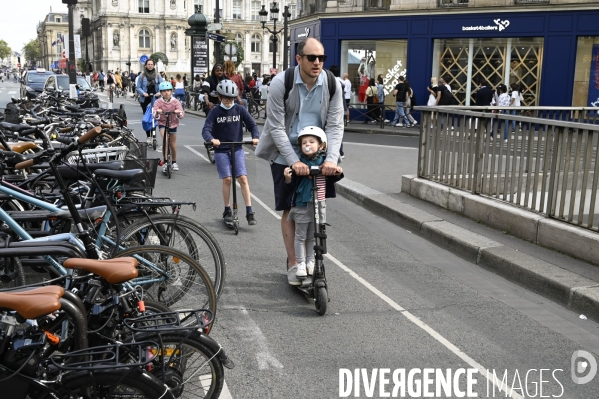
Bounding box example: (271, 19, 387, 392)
(186, 108, 599, 322)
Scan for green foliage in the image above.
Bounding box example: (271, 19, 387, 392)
(22, 40, 40, 64)
(150, 52, 169, 66)
(220, 41, 244, 69)
(0, 40, 12, 61)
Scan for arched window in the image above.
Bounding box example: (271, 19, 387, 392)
(251, 34, 260, 53)
(139, 29, 151, 48)
(235, 33, 243, 47)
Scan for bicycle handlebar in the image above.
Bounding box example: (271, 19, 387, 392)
(15, 159, 34, 170)
(204, 140, 255, 147)
(78, 126, 102, 144)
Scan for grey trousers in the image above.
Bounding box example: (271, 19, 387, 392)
(295, 222, 315, 265)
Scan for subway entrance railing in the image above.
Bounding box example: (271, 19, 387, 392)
(414, 106, 599, 232)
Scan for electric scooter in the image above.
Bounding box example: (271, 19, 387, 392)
(204, 140, 254, 235)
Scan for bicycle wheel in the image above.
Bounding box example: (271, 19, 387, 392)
(0, 256, 26, 289)
(52, 369, 174, 399)
(119, 214, 226, 300)
(114, 245, 217, 312)
(143, 333, 225, 399)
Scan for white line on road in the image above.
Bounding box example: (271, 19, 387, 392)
(185, 145, 522, 399)
(343, 142, 418, 150)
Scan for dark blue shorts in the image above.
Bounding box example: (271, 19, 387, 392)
(158, 125, 177, 133)
(271, 162, 293, 211)
(215, 148, 247, 179)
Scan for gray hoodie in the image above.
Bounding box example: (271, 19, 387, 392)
(255, 66, 344, 166)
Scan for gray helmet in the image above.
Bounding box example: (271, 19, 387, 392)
(216, 79, 238, 98)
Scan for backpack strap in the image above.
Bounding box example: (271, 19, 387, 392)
(283, 67, 337, 109)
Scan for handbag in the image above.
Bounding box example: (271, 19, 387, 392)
(427, 93, 437, 106)
(141, 99, 155, 131)
(368, 87, 379, 104)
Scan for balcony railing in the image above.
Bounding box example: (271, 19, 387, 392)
(438, 0, 468, 7)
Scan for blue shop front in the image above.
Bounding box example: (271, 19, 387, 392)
(289, 8, 599, 114)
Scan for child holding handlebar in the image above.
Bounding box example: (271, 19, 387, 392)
(202, 79, 260, 225)
(283, 126, 343, 279)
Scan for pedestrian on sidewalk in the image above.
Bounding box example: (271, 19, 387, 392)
(136, 59, 163, 143)
(376, 74, 389, 124)
(365, 78, 378, 123)
(255, 37, 344, 286)
(391, 76, 410, 127)
(343, 73, 351, 123)
(283, 126, 343, 278)
(403, 79, 417, 127)
(202, 79, 260, 226)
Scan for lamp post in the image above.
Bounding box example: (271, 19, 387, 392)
(259, 2, 291, 71)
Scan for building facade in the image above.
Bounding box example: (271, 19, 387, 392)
(289, 0, 599, 108)
(36, 13, 70, 70)
(41, 0, 298, 77)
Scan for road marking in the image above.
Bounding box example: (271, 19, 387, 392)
(8, 91, 16, 94)
(343, 142, 418, 150)
(185, 146, 521, 398)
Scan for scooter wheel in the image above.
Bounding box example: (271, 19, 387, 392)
(152, 138, 157, 151)
(315, 287, 328, 315)
(234, 221, 239, 235)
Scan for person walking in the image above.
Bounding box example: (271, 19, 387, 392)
(509, 83, 523, 133)
(365, 78, 378, 124)
(223, 60, 244, 106)
(201, 64, 225, 112)
(403, 79, 417, 127)
(136, 59, 163, 143)
(342, 73, 351, 123)
(376, 74, 389, 124)
(474, 79, 495, 133)
(254, 37, 344, 286)
(391, 76, 410, 127)
(173, 74, 185, 103)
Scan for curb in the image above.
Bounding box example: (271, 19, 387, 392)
(335, 178, 599, 322)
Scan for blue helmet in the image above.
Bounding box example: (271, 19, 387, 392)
(158, 81, 173, 91)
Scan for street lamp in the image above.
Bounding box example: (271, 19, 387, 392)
(259, 2, 291, 72)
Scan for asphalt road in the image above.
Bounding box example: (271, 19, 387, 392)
(3, 81, 599, 398)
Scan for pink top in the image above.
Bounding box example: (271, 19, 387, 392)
(152, 97, 184, 128)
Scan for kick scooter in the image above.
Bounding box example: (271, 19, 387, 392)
(204, 140, 254, 235)
(292, 166, 334, 315)
(161, 111, 176, 179)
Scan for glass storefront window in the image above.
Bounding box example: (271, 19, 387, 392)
(573, 36, 599, 107)
(434, 37, 543, 106)
(340, 40, 408, 106)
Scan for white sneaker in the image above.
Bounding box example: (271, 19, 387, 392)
(146, 137, 152, 144)
(162, 164, 168, 173)
(383, 119, 390, 123)
(306, 260, 314, 275)
(296, 262, 307, 278)
(172, 162, 179, 171)
(287, 265, 301, 286)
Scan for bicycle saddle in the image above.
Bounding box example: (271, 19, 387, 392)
(63, 257, 138, 284)
(0, 142, 38, 153)
(94, 168, 145, 182)
(47, 205, 107, 221)
(0, 286, 64, 319)
(0, 122, 31, 133)
(65, 105, 80, 112)
(57, 160, 124, 180)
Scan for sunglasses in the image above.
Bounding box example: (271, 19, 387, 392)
(301, 54, 327, 63)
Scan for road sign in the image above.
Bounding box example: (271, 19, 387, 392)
(140, 54, 149, 64)
(206, 32, 226, 43)
(207, 23, 223, 31)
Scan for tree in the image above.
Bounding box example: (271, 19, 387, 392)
(22, 39, 40, 65)
(220, 41, 244, 69)
(0, 40, 12, 61)
(149, 52, 169, 66)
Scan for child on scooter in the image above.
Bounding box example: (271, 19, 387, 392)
(202, 79, 260, 225)
(152, 81, 184, 173)
(283, 126, 343, 279)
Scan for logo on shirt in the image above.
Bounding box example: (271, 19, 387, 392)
(216, 115, 241, 123)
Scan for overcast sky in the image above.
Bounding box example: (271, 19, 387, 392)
(0, 0, 68, 54)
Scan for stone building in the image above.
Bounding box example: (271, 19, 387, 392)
(46, 0, 298, 76)
(36, 12, 69, 70)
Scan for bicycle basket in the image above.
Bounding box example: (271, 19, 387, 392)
(128, 141, 148, 159)
(50, 341, 159, 370)
(123, 308, 214, 332)
(121, 158, 159, 193)
(67, 145, 129, 164)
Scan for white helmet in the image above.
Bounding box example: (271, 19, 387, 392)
(297, 126, 327, 150)
(216, 79, 238, 98)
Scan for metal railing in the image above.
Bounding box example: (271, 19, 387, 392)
(438, 0, 468, 7)
(415, 106, 599, 231)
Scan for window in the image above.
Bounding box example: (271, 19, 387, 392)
(251, 34, 261, 53)
(139, 29, 151, 48)
(139, 0, 149, 13)
(269, 35, 278, 53)
(55, 17, 61, 23)
(235, 33, 243, 47)
(573, 36, 599, 106)
(288, 4, 297, 20)
(251, 1, 261, 21)
(233, 0, 242, 19)
(438, 0, 468, 6)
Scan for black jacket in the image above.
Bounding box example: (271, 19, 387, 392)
(475, 86, 495, 107)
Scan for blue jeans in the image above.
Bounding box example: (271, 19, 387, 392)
(392, 102, 409, 125)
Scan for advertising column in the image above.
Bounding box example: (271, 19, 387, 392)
(192, 36, 209, 77)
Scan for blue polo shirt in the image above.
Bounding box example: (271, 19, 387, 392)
(274, 70, 325, 165)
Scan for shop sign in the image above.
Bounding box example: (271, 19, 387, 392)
(297, 27, 310, 38)
(588, 44, 599, 107)
(462, 19, 510, 32)
(382, 60, 407, 96)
